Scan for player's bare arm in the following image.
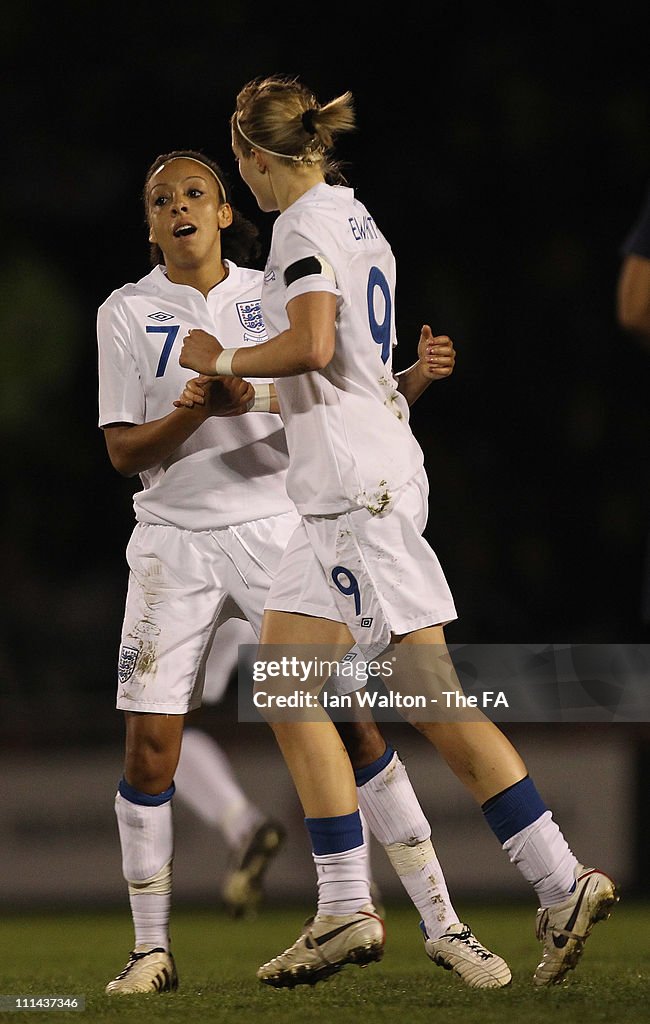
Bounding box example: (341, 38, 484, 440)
(617, 253, 650, 346)
(103, 376, 254, 476)
(179, 291, 337, 378)
(396, 327, 456, 406)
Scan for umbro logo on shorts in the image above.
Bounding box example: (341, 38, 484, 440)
(360, 617, 373, 628)
(148, 310, 174, 321)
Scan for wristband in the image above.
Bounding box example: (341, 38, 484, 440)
(214, 348, 238, 376)
(249, 383, 272, 412)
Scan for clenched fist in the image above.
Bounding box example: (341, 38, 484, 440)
(179, 329, 224, 376)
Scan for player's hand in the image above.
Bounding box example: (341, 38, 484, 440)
(174, 375, 254, 417)
(417, 325, 456, 380)
(179, 328, 223, 375)
(207, 376, 255, 417)
(174, 375, 209, 408)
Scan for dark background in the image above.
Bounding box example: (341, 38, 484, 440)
(2, 1, 649, 750)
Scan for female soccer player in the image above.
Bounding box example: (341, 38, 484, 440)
(98, 149, 503, 996)
(180, 76, 618, 989)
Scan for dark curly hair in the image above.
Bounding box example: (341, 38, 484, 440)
(143, 149, 261, 268)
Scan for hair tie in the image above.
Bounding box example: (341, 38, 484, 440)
(301, 108, 317, 135)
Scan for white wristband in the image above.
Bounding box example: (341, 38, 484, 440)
(249, 383, 272, 412)
(214, 348, 238, 376)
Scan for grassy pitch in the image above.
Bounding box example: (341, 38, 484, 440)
(0, 901, 645, 1024)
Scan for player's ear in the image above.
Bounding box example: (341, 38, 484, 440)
(217, 202, 233, 229)
(252, 150, 268, 175)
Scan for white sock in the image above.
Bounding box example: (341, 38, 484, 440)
(384, 840, 459, 938)
(174, 728, 264, 848)
(115, 791, 174, 951)
(313, 844, 371, 916)
(359, 810, 374, 895)
(357, 751, 459, 937)
(503, 809, 579, 907)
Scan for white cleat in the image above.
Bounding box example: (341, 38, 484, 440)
(257, 904, 385, 988)
(105, 947, 178, 995)
(534, 864, 619, 986)
(422, 921, 512, 989)
(222, 820, 286, 919)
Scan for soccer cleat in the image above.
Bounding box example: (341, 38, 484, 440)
(105, 947, 178, 995)
(222, 820, 286, 918)
(421, 921, 512, 989)
(257, 904, 385, 987)
(534, 864, 619, 986)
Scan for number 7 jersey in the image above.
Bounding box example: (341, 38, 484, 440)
(261, 183, 425, 517)
(97, 262, 293, 531)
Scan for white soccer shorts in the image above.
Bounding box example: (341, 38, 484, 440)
(265, 472, 458, 659)
(116, 509, 299, 714)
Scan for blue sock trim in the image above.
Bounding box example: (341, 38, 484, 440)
(481, 775, 547, 844)
(305, 810, 364, 855)
(353, 744, 395, 787)
(118, 777, 175, 806)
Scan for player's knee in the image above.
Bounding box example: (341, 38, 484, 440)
(124, 740, 177, 794)
(337, 720, 387, 769)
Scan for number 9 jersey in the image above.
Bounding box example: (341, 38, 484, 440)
(261, 182, 425, 517)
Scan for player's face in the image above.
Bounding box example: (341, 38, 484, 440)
(146, 158, 232, 272)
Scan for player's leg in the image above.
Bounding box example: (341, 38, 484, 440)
(399, 624, 619, 985)
(302, 482, 510, 986)
(174, 616, 285, 917)
(253, 606, 384, 987)
(107, 711, 183, 995)
(176, 724, 285, 917)
(106, 523, 227, 995)
(337, 719, 510, 988)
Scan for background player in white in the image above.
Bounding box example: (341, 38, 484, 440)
(98, 149, 504, 996)
(174, 616, 285, 919)
(180, 75, 618, 990)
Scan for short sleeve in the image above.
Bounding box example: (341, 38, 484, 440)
(97, 299, 145, 427)
(276, 221, 341, 307)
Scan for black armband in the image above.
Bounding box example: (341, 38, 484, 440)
(284, 255, 336, 287)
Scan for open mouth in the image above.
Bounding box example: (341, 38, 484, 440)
(173, 224, 197, 238)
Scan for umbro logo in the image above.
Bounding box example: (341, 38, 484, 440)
(148, 311, 174, 321)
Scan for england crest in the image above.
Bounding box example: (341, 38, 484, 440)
(236, 300, 266, 338)
(118, 645, 140, 684)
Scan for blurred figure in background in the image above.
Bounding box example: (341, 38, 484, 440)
(617, 181, 650, 347)
(617, 180, 650, 633)
(174, 616, 285, 919)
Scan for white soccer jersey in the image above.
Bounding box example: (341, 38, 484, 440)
(97, 262, 293, 530)
(261, 183, 425, 516)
